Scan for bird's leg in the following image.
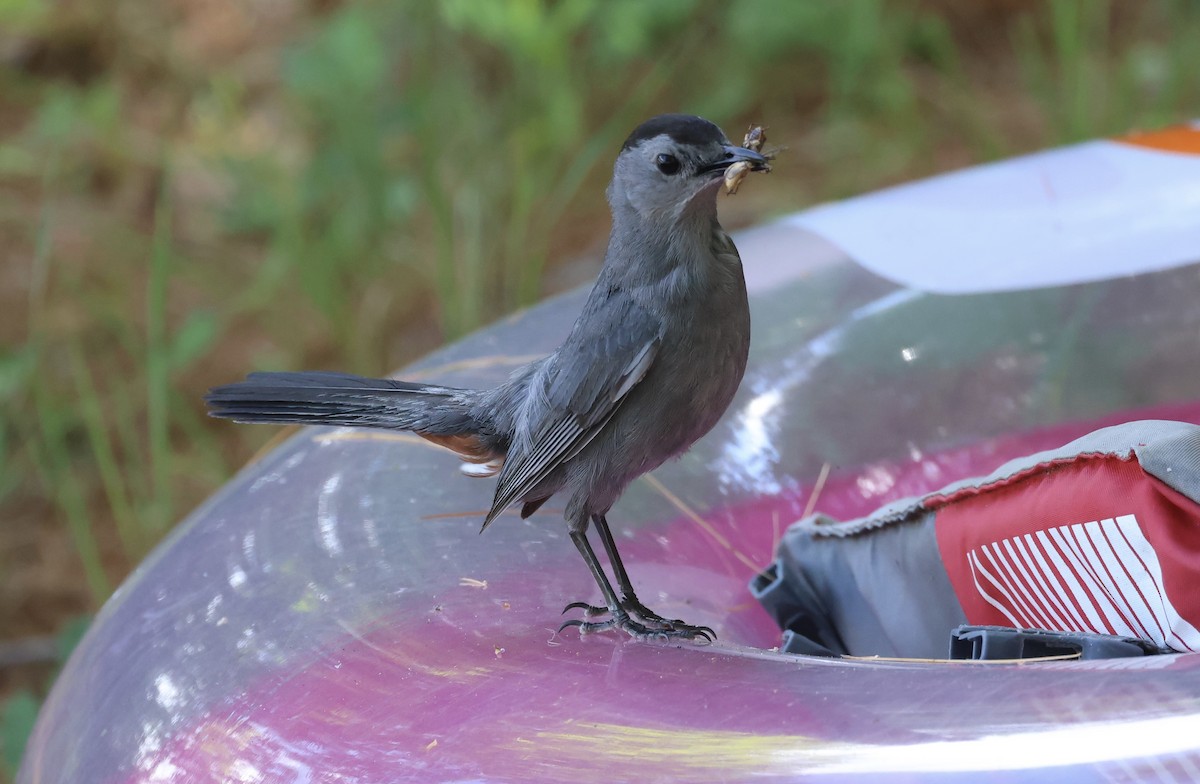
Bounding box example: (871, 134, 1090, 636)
(595, 514, 714, 638)
(568, 515, 676, 625)
(559, 519, 713, 642)
(562, 517, 675, 625)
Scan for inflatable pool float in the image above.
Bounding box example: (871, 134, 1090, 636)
(20, 125, 1200, 783)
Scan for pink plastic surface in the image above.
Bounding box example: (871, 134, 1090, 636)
(21, 220, 1200, 782)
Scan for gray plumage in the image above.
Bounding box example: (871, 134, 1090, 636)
(207, 114, 769, 640)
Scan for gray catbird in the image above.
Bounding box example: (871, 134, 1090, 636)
(207, 114, 769, 640)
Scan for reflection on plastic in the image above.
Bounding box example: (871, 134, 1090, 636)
(807, 713, 1200, 776)
(20, 217, 1200, 783)
(793, 135, 1200, 294)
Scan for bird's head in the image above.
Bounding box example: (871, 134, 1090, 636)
(608, 114, 769, 223)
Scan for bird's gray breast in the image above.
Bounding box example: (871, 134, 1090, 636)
(600, 232, 750, 479)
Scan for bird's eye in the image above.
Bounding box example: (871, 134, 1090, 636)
(656, 153, 681, 175)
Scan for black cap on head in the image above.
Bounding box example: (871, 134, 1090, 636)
(621, 114, 725, 151)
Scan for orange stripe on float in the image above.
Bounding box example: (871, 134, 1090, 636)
(1113, 125, 1200, 155)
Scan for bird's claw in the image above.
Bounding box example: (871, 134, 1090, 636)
(560, 598, 692, 628)
(558, 602, 715, 642)
(558, 615, 714, 642)
(561, 601, 608, 618)
(620, 598, 685, 628)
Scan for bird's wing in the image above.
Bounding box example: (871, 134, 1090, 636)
(480, 295, 663, 530)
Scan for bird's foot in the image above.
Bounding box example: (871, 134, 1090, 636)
(559, 602, 715, 642)
(562, 598, 682, 627)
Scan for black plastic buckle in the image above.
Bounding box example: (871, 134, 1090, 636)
(949, 625, 1166, 661)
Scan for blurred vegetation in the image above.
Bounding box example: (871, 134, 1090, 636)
(2, 0, 1200, 777)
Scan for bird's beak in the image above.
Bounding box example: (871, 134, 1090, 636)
(701, 144, 770, 176)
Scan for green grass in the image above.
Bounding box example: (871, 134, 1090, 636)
(3, 0, 1200, 779)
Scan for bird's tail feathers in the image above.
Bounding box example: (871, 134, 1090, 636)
(205, 371, 475, 432)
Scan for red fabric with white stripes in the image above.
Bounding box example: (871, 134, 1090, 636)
(933, 454, 1200, 652)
